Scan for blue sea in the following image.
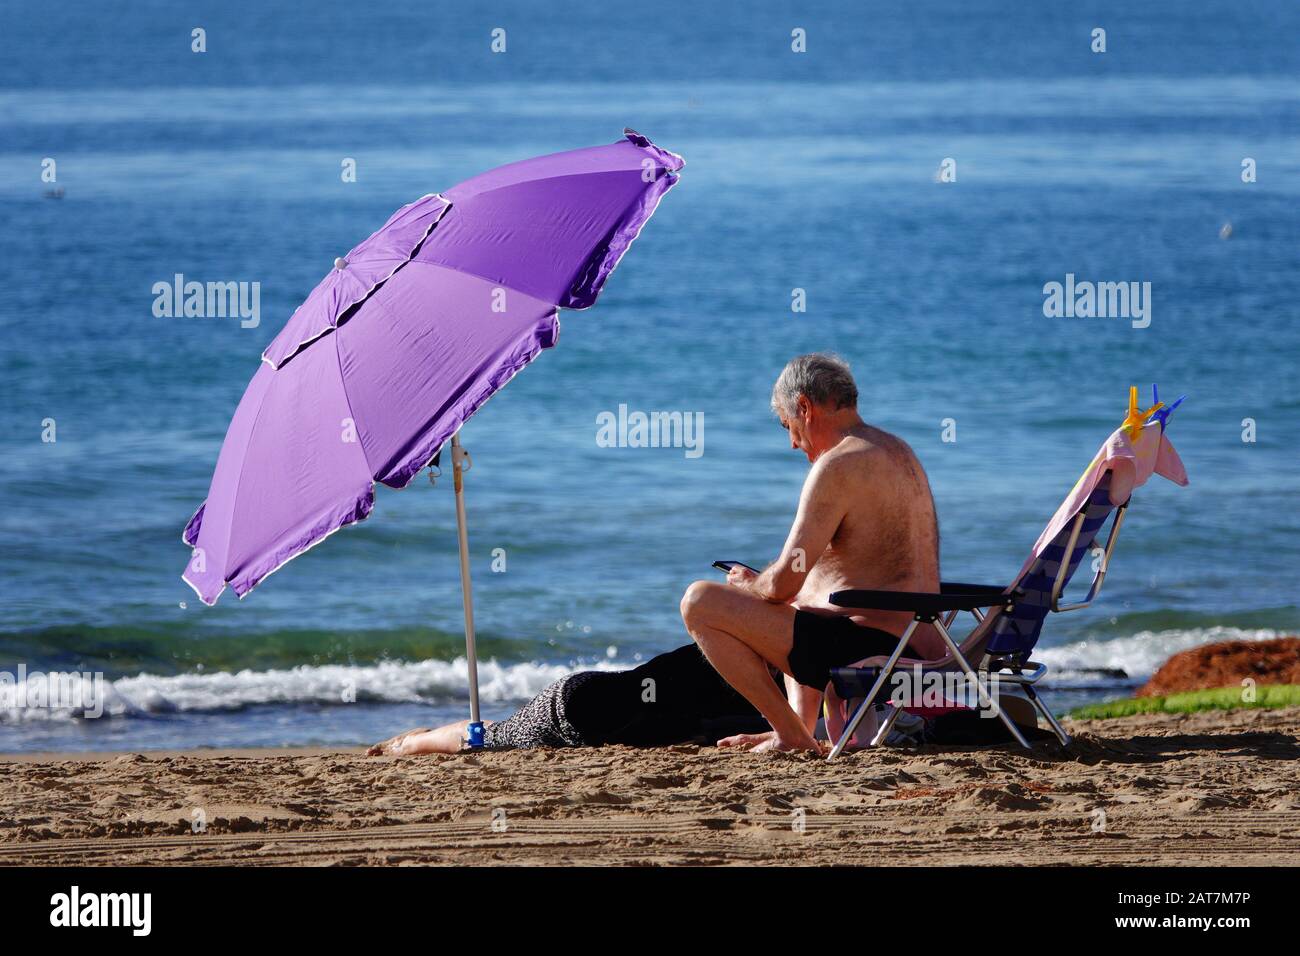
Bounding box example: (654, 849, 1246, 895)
(1, 0, 1297, 751)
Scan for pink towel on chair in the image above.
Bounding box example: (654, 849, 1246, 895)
(1016, 422, 1187, 584)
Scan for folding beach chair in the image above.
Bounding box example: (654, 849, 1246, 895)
(823, 387, 1188, 760)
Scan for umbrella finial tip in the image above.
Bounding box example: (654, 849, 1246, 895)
(334, 257, 348, 270)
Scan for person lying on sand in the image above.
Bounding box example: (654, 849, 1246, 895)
(371, 353, 942, 757)
(368, 643, 773, 755)
(678, 352, 944, 753)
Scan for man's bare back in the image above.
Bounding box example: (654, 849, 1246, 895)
(793, 424, 944, 658)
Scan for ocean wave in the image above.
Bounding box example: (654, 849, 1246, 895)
(0, 623, 563, 679)
(0, 627, 1289, 722)
(1037, 627, 1285, 688)
(0, 656, 624, 723)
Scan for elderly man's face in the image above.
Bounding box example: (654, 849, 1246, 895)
(778, 397, 816, 462)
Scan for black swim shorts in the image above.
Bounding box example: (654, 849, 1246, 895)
(786, 610, 914, 688)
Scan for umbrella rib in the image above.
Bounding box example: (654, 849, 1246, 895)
(221, 335, 372, 601)
(211, 369, 278, 602)
(401, 258, 541, 306)
(331, 328, 375, 479)
(355, 286, 560, 488)
(445, 166, 662, 207)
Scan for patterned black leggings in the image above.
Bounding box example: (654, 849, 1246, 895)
(482, 672, 605, 748)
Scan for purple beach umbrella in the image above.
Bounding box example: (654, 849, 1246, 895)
(181, 130, 684, 744)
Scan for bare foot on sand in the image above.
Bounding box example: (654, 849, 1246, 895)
(751, 733, 822, 754)
(717, 730, 822, 753)
(366, 728, 431, 756)
(367, 720, 488, 756)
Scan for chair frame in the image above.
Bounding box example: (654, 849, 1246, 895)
(825, 503, 1129, 761)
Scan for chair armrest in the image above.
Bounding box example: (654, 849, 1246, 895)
(829, 584, 1014, 616)
(1051, 503, 1126, 612)
(940, 582, 1009, 598)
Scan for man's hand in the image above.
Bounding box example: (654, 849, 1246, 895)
(726, 564, 758, 588)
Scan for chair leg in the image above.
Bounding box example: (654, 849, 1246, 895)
(869, 705, 903, 747)
(827, 620, 919, 761)
(1024, 685, 1071, 746)
(830, 695, 873, 758)
(932, 619, 1032, 749)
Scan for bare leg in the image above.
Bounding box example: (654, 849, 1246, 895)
(688, 621, 816, 751)
(367, 719, 492, 756)
(680, 581, 819, 752)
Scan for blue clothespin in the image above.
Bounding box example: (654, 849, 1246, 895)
(1147, 383, 1185, 430)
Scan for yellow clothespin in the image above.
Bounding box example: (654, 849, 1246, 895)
(1121, 386, 1162, 440)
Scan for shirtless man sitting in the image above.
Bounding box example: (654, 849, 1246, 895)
(680, 352, 943, 753)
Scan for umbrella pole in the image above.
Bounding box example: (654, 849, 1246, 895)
(451, 432, 485, 748)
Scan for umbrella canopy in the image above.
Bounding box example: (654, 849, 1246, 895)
(182, 130, 683, 605)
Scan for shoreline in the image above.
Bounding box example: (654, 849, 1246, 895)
(0, 747, 368, 763)
(2, 706, 1297, 866)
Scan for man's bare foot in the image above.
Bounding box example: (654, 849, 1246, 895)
(749, 732, 822, 754)
(717, 729, 821, 753)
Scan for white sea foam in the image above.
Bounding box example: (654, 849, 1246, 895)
(0, 627, 1288, 721)
(1037, 627, 1285, 687)
(0, 657, 623, 722)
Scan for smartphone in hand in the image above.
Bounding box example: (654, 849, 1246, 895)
(712, 560, 759, 574)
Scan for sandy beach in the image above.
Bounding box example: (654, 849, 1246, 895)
(1, 706, 1296, 866)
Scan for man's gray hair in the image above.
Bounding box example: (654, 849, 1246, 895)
(771, 352, 859, 417)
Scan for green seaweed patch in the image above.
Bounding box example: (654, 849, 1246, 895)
(1069, 684, 1300, 720)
